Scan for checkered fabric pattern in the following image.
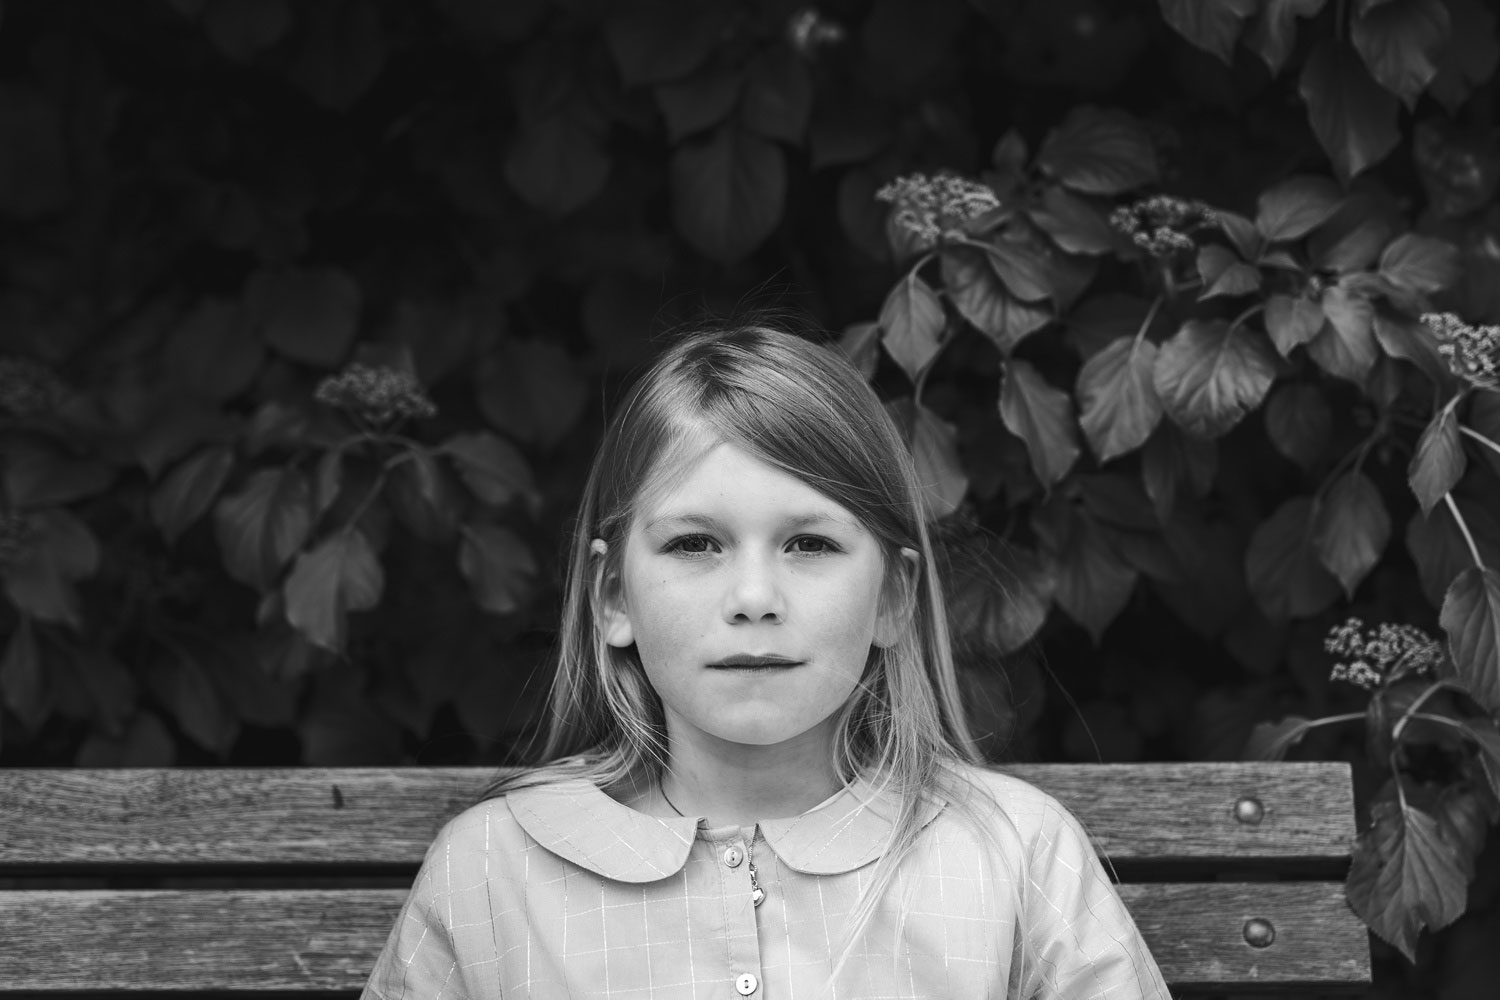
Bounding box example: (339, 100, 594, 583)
(362, 766, 1168, 999)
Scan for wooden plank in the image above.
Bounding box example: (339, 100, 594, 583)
(0, 884, 1369, 992)
(0, 763, 1354, 867)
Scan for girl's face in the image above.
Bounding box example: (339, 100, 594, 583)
(601, 441, 901, 753)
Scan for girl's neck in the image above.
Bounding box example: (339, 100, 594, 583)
(659, 726, 843, 827)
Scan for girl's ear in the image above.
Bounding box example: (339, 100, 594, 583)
(874, 547, 920, 649)
(591, 539, 635, 648)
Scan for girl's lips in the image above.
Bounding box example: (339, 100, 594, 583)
(708, 654, 803, 668)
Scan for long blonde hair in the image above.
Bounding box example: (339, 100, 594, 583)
(483, 320, 1032, 988)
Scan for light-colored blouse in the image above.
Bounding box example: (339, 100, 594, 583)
(362, 764, 1169, 999)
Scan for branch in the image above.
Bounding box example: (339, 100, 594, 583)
(1442, 492, 1487, 572)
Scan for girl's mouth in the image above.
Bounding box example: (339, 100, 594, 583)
(708, 654, 803, 670)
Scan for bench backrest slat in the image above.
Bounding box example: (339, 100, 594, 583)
(0, 884, 1370, 992)
(0, 762, 1354, 869)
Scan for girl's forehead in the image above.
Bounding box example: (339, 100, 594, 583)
(631, 436, 861, 527)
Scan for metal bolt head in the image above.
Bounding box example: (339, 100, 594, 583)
(1243, 918, 1276, 948)
(1234, 796, 1265, 825)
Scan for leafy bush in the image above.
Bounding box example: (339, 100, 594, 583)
(1, 0, 1498, 987)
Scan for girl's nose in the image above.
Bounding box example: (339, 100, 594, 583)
(723, 554, 784, 624)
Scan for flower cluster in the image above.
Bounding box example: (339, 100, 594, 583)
(1423, 312, 1499, 389)
(0, 511, 35, 571)
(1108, 195, 1218, 257)
(314, 364, 437, 426)
(0, 357, 64, 418)
(875, 173, 1001, 251)
(1324, 617, 1445, 690)
(786, 7, 846, 58)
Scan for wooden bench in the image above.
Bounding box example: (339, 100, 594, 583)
(0, 763, 1370, 995)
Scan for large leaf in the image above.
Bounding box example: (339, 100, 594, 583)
(1347, 792, 1470, 963)
(458, 522, 537, 615)
(1158, 0, 1258, 64)
(1265, 294, 1327, 357)
(941, 247, 1051, 354)
(475, 339, 587, 450)
(1350, 0, 1451, 107)
(1077, 337, 1163, 462)
(1032, 499, 1138, 645)
(1152, 319, 1279, 439)
(1256, 175, 1344, 243)
(1374, 313, 1458, 388)
(386, 448, 461, 543)
(1299, 40, 1402, 182)
(1035, 106, 1158, 195)
(1427, 0, 1500, 112)
(604, 0, 734, 86)
(0, 617, 47, 731)
(2, 432, 114, 508)
(1247, 0, 1330, 76)
(741, 47, 812, 145)
(162, 298, 265, 401)
(1308, 282, 1379, 382)
(440, 431, 536, 508)
(1027, 186, 1117, 255)
(283, 529, 384, 652)
(1406, 500, 1500, 606)
(1264, 382, 1332, 469)
(1245, 496, 1342, 620)
(670, 124, 786, 263)
(1379, 233, 1461, 294)
(151, 445, 235, 545)
(983, 228, 1058, 303)
(144, 649, 239, 755)
(1244, 714, 1317, 760)
(504, 111, 611, 216)
(910, 402, 967, 518)
(887, 398, 968, 518)
(1141, 423, 1218, 521)
(879, 272, 946, 380)
(654, 70, 742, 143)
(1196, 245, 1262, 299)
(1000, 360, 1081, 488)
(213, 467, 312, 591)
(1309, 194, 1396, 272)
(245, 268, 361, 369)
(2, 509, 101, 627)
(1408, 405, 1465, 514)
(1440, 566, 1500, 714)
(1313, 471, 1391, 597)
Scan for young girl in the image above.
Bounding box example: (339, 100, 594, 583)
(362, 323, 1169, 999)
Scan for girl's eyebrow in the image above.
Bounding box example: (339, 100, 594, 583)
(644, 511, 856, 532)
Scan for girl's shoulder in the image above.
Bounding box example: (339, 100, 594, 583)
(939, 761, 1095, 846)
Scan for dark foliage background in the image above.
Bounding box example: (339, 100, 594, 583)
(2, 0, 1500, 994)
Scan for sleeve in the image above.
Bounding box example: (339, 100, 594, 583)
(1016, 797, 1171, 1000)
(361, 820, 473, 1000)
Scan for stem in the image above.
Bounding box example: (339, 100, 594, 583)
(1133, 294, 1165, 349)
(1442, 492, 1487, 571)
(1228, 302, 1266, 336)
(1391, 678, 1471, 745)
(342, 471, 390, 536)
(1460, 425, 1500, 461)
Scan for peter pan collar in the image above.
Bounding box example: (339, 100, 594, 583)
(506, 778, 946, 884)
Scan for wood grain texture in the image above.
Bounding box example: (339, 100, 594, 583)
(0, 884, 1369, 991)
(0, 762, 1354, 867)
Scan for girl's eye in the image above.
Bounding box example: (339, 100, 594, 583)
(665, 534, 717, 555)
(789, 535, 838, 554)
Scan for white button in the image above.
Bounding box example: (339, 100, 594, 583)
(735, 972, 759, 995)
(723, 845, 744, 868)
